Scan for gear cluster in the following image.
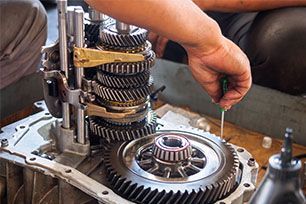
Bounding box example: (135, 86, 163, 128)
(83, 19, 245, 204)
(87, 19, 157, 142)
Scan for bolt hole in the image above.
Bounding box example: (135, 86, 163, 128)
(102, 191, 108, 195)
(237, 148, 244, 152)
(244, 183, 250, 188)
(65, 169, 72, 173)
(29, 157, 36, 161)
(20, 125, 25, 129)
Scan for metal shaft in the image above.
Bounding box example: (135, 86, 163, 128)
(116, 20, 130, 33)
(220, 111, 224, 138)
(280, 128, 293, 167)
(74, 9, 85, 144)
(88, 6, 106, 22)
(67, 7, 75, 37)
(57, 0, 70, 128)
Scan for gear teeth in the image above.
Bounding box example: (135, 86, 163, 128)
(93, 81, 152, 102)
(100, 23, 147, 47)
(98, 51, 155, 74)
(97, 97, 148, 108)
(89, 110, 157, 142)
(123, 183, 137, 197)
(97, 42, 147, 53)
(85, 24, 100, 46)
(97, 70, 151, 89)
(130, 186, 144, 200)
(118, 180, 132, 193)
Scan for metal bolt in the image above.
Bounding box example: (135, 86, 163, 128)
(248, 158, 255, 167)
(1, 139, 9, 147)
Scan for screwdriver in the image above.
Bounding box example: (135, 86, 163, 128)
(220, 77, 228, 138)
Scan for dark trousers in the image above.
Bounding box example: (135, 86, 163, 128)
(164, 7, 306, 95)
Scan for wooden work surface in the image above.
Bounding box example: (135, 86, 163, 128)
(206, 116, 306, 191)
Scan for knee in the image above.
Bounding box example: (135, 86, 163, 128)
(0, 0, 47, 51)
(244, 7, 306, 95)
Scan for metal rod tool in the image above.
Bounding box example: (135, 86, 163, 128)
(220, 77, 228, 138)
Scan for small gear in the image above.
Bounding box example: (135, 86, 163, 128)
(96, 70, 151, 89)
(89, 110, 157, 141)
(92, 81, 152, 102)
(98, 51, 155, 74)
(85, 24, 100, 47)
(100, 23, 147, 47)
(96, 41, 149, 54)
(96, 97, 149, 108)
(103, 129, 240, 204)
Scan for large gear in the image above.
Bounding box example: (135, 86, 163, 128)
(103, 129, 241, 204)
(98, 51, 155, 74)
(96, 70, 151, 89)
(89, 110, 157, 141)
(92, 81, 152, 102)
(100, 22, 148, 47)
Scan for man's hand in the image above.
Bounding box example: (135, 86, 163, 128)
(184, 37, 252, 110)
(148, 32, 169, 58)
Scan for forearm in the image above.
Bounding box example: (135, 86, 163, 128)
(86, 0, 223, 53)
(194, 0, 306, 12)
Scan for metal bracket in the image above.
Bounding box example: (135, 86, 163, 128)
(42, 69, 83, 108)
(73, 47, 145, 68)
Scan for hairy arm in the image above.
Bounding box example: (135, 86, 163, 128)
(193, 0, 306, 12)
(86, 0, 222, 53)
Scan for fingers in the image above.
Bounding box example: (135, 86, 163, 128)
(148, 32, 169, 58)
(189, 60, 222, 103)
(148, 32, 158, 50)
(219, 71, 252, 109)
(156, 36, 169, 57)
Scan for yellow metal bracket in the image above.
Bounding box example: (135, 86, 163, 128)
(74, 47, 145, 68)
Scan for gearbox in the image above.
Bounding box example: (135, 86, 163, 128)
(0, 2, 258, 204)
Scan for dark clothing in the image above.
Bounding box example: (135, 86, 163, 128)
(164, 7, 306, 95)
(0, 0, 47, 89)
